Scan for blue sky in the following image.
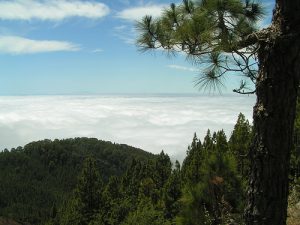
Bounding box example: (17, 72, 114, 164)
(0, 0, 274, 95)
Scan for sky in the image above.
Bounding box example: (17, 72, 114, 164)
(0, 0, 274, 95)
(0, 0, 274, 158)
(0, 95, 255, 161)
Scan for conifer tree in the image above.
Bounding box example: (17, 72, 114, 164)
(76, 158, 102, 224)
(179, 131, 244, 224)
(229, 113, 252, 177)
(136, 0, 300, 223)
(181, 133, 203, 184)
(162, 160, 182, 221)
(62, 157, 103, 225)
(215, 130, 228, 153)
(121, 198, 169, 225)
(203, 130, 213, 151)
(155, 151, 172, 189)
(176, 183, 213, 225)
(99, 176, 123, 225)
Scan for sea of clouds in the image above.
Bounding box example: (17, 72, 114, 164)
(0, 95, 255, 161)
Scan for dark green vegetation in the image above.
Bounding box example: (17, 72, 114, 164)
(1, 113, 299, 225)
(136, 0, 300, 224)
(0, 138, 155, 225)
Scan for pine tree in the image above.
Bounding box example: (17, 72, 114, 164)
(99, 176, 123, 225)
(61, 157, 103, 225)
(215, 130, 229, 153)
(154, 151, 172, 189)
(203, 130, 213, 151)
(136, 1, 300, 223)
(76, 158, 102, 224)
(162, 160, 182, 221)
(178, 131, 244, 224)
(229, 113, 252, 177)
(121, 198, 169, 225)
(181, 133, 203, 185)
(176, 183, 213, 225)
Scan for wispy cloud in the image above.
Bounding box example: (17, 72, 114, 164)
(168, 64, 199, 72)
(0, 0, 110, 21)
(113, 25, 136, 45)
(92, 48, 103, 53)
(0, 36, 79, 54)
(116, 4, 167, 21)
(114, 25, 127, 31)
(0, 95, 255, 161)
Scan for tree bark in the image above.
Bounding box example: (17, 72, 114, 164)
(245, 1, 300, 224)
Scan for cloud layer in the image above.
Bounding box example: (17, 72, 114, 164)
(0, 36, 79, 54)
(0, 0, 110, 21)
(0, 95, 255, 161)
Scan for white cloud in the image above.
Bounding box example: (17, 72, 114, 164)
(0, 95, 255, 161)
(113, 25, 136, 44)
(115, 4, 167, 44)
(92, 48, 103, 53)
(0, 36, 79, 54)
(168, 64, 199, 72)
(116, 4, 167, 21)
(117, 35, 136, 45)
(0, 0, 110, 21)
(114, 25, 127, 31)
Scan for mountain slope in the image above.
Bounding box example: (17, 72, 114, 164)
(0, 138, 155, 225)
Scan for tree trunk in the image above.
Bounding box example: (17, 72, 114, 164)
(245, 1, 300, 224)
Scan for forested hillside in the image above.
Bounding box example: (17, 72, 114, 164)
(0, 113, 299, 225)
(0, 138, 155, 224)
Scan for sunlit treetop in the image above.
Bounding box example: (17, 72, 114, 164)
(136, 0, 265, 93)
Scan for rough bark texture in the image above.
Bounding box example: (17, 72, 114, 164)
(245, 0, 300, 224)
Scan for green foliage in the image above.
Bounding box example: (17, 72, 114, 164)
(61, 158, 105, 225)
(59, 197, 81, 225)
(136, 0, 265, 93)
(181, 133, 204, 185)
(0, 138, 154, 225)
(71, 157, 103, 225)
(229, 113, 252, 177)
(162, 161, 182, 221)
(6, 112, 299, 225)
(215, 130, 228, 153)
(179, 130, 244, 224)
(176, 183, 213, 225)
(121, 199, 170, 225)
(155, 151, 172, 189)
